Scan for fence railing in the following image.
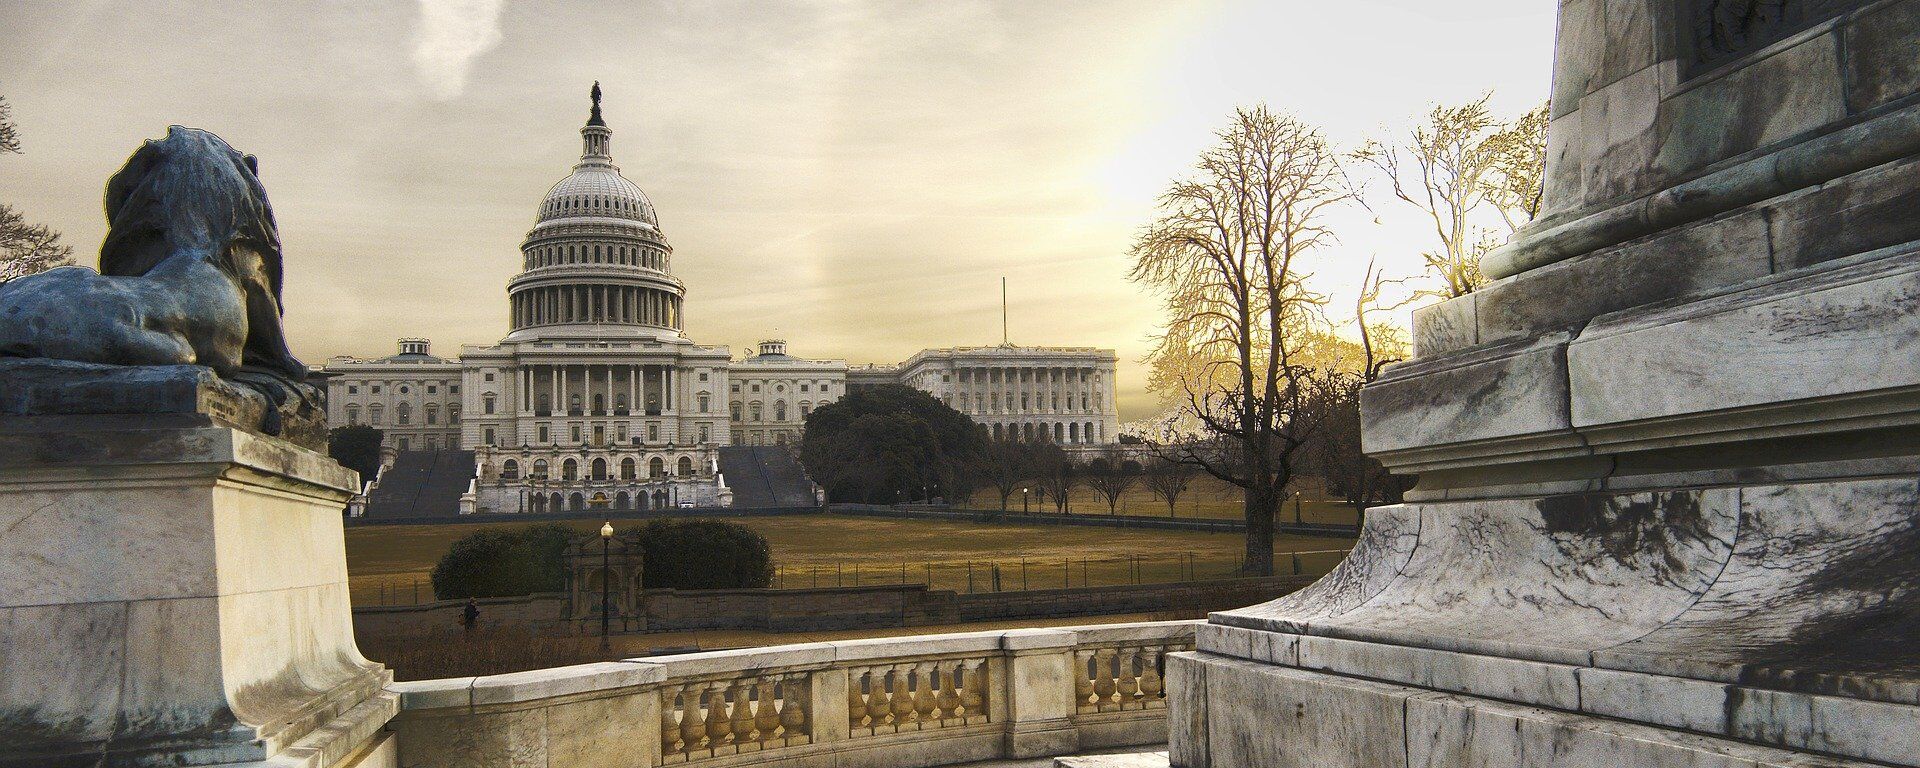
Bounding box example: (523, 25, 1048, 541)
(386, 620, 1198, 768)
(771, 549, 1354, 594)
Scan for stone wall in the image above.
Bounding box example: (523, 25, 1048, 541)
(352, 577, 1313, 639)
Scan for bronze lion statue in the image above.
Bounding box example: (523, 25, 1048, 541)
(0, 125, 312, 424)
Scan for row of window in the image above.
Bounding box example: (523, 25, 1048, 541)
(991, 421, 1103, 443)
(343, 403, 459, 427)
(343, 382, 459, 396)
(543, 194, 643, 218)
(523, 240, 666, 271)
(498, 455, 696, 482)
(498, 421, 715, 446)
(727, 400, 813, 423)
(730, 380, 832, 395)
(952, 391, 1100, 413)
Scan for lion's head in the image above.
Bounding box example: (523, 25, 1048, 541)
(97, 125, 304, 379)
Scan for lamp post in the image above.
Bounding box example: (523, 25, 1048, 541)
(599, 520, 613, 652)
(1021, 487, 1029, 513)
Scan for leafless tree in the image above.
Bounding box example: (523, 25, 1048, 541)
(981, 440, 1033, 512)
(1129, 105, 1354, 575)
(1031, 443, 1078, 515)
(1140, 453, 1201, 517)
(1355, 96, 1547, 299)
(1084, 444, 1141, 515)
(0, 94, 75, 282)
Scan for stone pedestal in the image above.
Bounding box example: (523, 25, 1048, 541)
(1171, 2, 1920, 766)
(0, 364, 396, 767)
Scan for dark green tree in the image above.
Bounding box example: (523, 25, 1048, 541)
(327, 425, 385, 482)
(430, 529, 541, 599)
(800, 384, 987, 503)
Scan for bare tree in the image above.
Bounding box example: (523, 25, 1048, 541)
(1356, 96, 1549, 299)
(1084, 444, 1141, 515)
(1031, 443, 1078, 515)
(981, 440, 1033, 512)
(0, 94, 74, 282)
(1129, 105, 1353, 575)
(1140, 453, 1201, 517)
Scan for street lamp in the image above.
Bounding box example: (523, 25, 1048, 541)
(599, 521, 613, 652)
(1021, 487, 1029, 513)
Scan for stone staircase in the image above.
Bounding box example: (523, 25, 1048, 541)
(716, 445, 817, 508)
(362, 449, 475, 518)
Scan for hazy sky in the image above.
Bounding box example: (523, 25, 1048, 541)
(0, 0, 1554, 420)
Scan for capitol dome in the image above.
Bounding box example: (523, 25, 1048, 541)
(505, 83, 685, 341)
(536, 163, 657, 227)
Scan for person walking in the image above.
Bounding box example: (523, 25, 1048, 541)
(461, 598, 480, 633)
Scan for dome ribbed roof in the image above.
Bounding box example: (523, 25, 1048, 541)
(537, 168, 657, 226)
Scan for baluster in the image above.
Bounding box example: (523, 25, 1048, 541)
(962, 659, 990, 720)
(848, 669, 870, 730)
(935, 662, 963, 720)
(781, 674, 810, 739)
(1117, 648, 1141, 706)
(728, 679, 756, 746)
(660, 688, 682, 757)
(681, 685, 708, 755)
(1140, 646, 1165, 704)
(754, 679, 781, 744)
(911, 662, 938, 727)
(1093, 648, 1118, 712)
(889, 665, 915, 727)
(1074, 649, 1096, 711)
(866, 668, 892, 727)
(703, 683, 731, 751)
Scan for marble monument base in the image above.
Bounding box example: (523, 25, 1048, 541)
(1167, 480, 1920, 767)
(0, 387, 396, 767)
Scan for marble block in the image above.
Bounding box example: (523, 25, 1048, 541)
(0, 417, 389, 768)
(0, 357, 328, 452)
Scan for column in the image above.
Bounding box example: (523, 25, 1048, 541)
(629, 365, 638, 412)
(549, 366, 559, 414)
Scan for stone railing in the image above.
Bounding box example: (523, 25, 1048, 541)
(386, 620, 1196, 767)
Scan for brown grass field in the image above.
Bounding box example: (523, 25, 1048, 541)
(346, 511, 1358, 606)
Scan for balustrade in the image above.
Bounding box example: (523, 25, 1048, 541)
(389, 621, 1197, 768)
(659, 673, 811, 763)
(1074, 641, 1185, 715)
(846, 657, 990, 736)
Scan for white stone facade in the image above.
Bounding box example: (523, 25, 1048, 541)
(728, 340, 846, 446)
(899, 346, 1119, 444)
(322, 338, 464, 451)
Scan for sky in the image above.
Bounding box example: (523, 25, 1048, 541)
(0, 0, 1555, 421)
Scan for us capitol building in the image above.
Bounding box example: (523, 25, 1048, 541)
(320, 86, 1119, 513)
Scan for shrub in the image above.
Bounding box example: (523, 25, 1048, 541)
(640, 519, 773, 589)
(430, 520, 773, 599)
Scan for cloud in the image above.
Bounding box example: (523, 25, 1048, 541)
(410, 0, 505, 101)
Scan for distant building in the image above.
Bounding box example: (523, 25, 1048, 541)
(728, 340, 847, 446)
(897, 346, 1118, 444)
(322, 338, 463, 451)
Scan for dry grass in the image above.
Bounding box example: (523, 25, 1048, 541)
(347, 513, 1356, 606)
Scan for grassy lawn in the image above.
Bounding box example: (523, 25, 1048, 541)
(347, 513, 1356, 606)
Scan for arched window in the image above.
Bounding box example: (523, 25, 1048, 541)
(677, 456, 694, 476)
(501, 460, 519, 480)
(562, 458, 579, 481)
(396, 402, 411, 425)
(1069, 423, 1078, 443)
(532, 459, 549, 479)
(730, 402, 742, 420)
(749, 402, 763, 422)
(649, 457, 665, 479)
(449, 405, 460, 424)
(345, 406, 360, 425)
(591, 457, 608, 481)
(569, 493, 585, 510)
(483, 394, 496, 415)
(425, 405, 439, 425)
(774, 401, 787, 421)
(616, 491, 631, 509)
(550, 492, 563, 510)
(621, 457, 637, 480)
